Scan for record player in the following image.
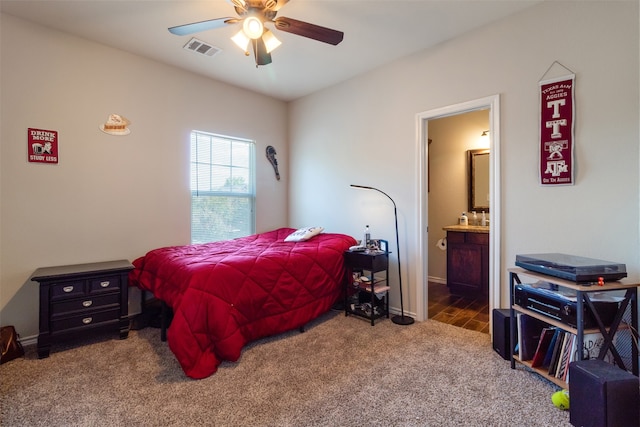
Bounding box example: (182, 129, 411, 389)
(515, 253, 627, 283)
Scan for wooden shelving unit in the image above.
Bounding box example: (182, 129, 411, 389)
(508, 267, 639, 388)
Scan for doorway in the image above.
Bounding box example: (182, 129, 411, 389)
(414, 95, 501, 337)
(427, 110, 490, 332)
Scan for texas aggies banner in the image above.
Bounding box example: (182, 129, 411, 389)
(539, 75, 575, 185)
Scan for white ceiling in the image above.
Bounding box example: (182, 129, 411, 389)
(1, 0, 542, 101)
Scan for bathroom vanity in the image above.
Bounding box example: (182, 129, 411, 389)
(443, 225, 489, 299)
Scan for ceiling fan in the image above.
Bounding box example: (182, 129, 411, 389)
(169, 0, 344, 67)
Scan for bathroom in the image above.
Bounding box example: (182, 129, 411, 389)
(427, 109, 491, 332)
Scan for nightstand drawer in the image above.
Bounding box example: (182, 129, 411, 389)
(50, 281, 85, 300)
(344, 251, 389, 272)
(51, 308, 121, 332)
(89, 275, 120, 294)
(50, 293, 120, 316)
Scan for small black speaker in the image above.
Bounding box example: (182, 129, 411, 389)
(569, 359, 639, 427)
(492, 309, 511, 360)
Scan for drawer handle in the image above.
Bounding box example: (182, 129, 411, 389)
(63, 286, 74, 293)
(82, 300, 93, 307)
(82, 317, 93, 324)
(100, 281, 110, 288)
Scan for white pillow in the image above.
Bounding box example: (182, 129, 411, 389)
(284, 227, 324, 242)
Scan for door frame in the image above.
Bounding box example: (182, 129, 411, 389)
(414, 94, 501, 329)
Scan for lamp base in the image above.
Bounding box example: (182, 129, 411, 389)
(391, 314, 415, 325)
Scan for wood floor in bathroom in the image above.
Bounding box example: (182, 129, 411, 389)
(428, 282, 490, 334)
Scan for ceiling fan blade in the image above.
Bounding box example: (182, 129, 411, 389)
(274, 17, 344, 46)
(253, 38, 272, 66)
(168, 17, 236, 36)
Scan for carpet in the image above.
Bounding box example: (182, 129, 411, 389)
(0, 312, 570, 426)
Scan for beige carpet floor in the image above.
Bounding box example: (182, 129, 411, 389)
(0, 312, 571, 426)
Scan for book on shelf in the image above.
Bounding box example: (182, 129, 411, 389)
(516, 313, 523, 360)
(519, 314, 549, 361)
(547, 330, 565, 375)
(562, 334, 578, 384)
(531, 327, 556, 368)
(555, 333, 574, 379)
(542, 328, 560, 367)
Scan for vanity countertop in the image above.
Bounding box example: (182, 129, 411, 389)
(443, 224, 490, 234)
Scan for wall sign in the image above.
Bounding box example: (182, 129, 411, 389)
(99, 113, 130, 136)
(28, 128, 58, 164)
(539, 73, 575, 186)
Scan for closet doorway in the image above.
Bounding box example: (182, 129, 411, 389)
(414, 95, 501, 337)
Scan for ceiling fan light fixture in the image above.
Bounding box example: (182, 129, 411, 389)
(231, 30, 250, 53)
(262, 29, 281, 53)
(243, 16, 264, 39)
(169, 0, 344, 67)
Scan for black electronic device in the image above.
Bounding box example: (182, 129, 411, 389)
(515, 253, 627, 283)
(569, 359, 640, 427)
(492, 309, 511, 360)
(514, 283, 618, 328)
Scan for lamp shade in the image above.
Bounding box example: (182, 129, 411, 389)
(231, 30, 250, 52)
(262, 29, 282, 53)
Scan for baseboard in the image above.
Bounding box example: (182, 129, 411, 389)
(18, 334, 38, 347)
(388, 306, 418, 321)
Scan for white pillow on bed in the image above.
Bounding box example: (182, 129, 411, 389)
(284, 227, 324, 242)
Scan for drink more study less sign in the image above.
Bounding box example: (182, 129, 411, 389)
(28, 128, 58, 164)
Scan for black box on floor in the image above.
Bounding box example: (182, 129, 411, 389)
(492, 309, 511, 360)
(569, 359, 639, 427)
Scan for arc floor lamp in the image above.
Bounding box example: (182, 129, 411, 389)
(350, 185, 415, 325)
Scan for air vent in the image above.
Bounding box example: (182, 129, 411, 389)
(183, 38, 221, 57)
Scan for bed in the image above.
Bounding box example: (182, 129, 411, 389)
(129, 227, 356, 379)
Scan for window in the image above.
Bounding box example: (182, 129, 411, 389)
(190, 131, 255, 243)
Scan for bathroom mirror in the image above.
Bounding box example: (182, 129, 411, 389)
(468, 149, 490, 213)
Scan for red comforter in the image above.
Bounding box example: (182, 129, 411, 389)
(129, 228, 356, 379)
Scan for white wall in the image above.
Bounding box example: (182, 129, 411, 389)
(2, 1, 637, 337)
(0, 14, 288, 337)
(289, 1, 640, 319)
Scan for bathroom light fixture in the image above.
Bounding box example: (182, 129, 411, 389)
(350, 184, 415, 325)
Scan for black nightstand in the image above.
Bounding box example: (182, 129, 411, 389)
(343, 243, 390, 326)
(31, 259, 133, 358)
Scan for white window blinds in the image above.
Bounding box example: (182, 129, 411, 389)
(190, 131, 255, 243)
